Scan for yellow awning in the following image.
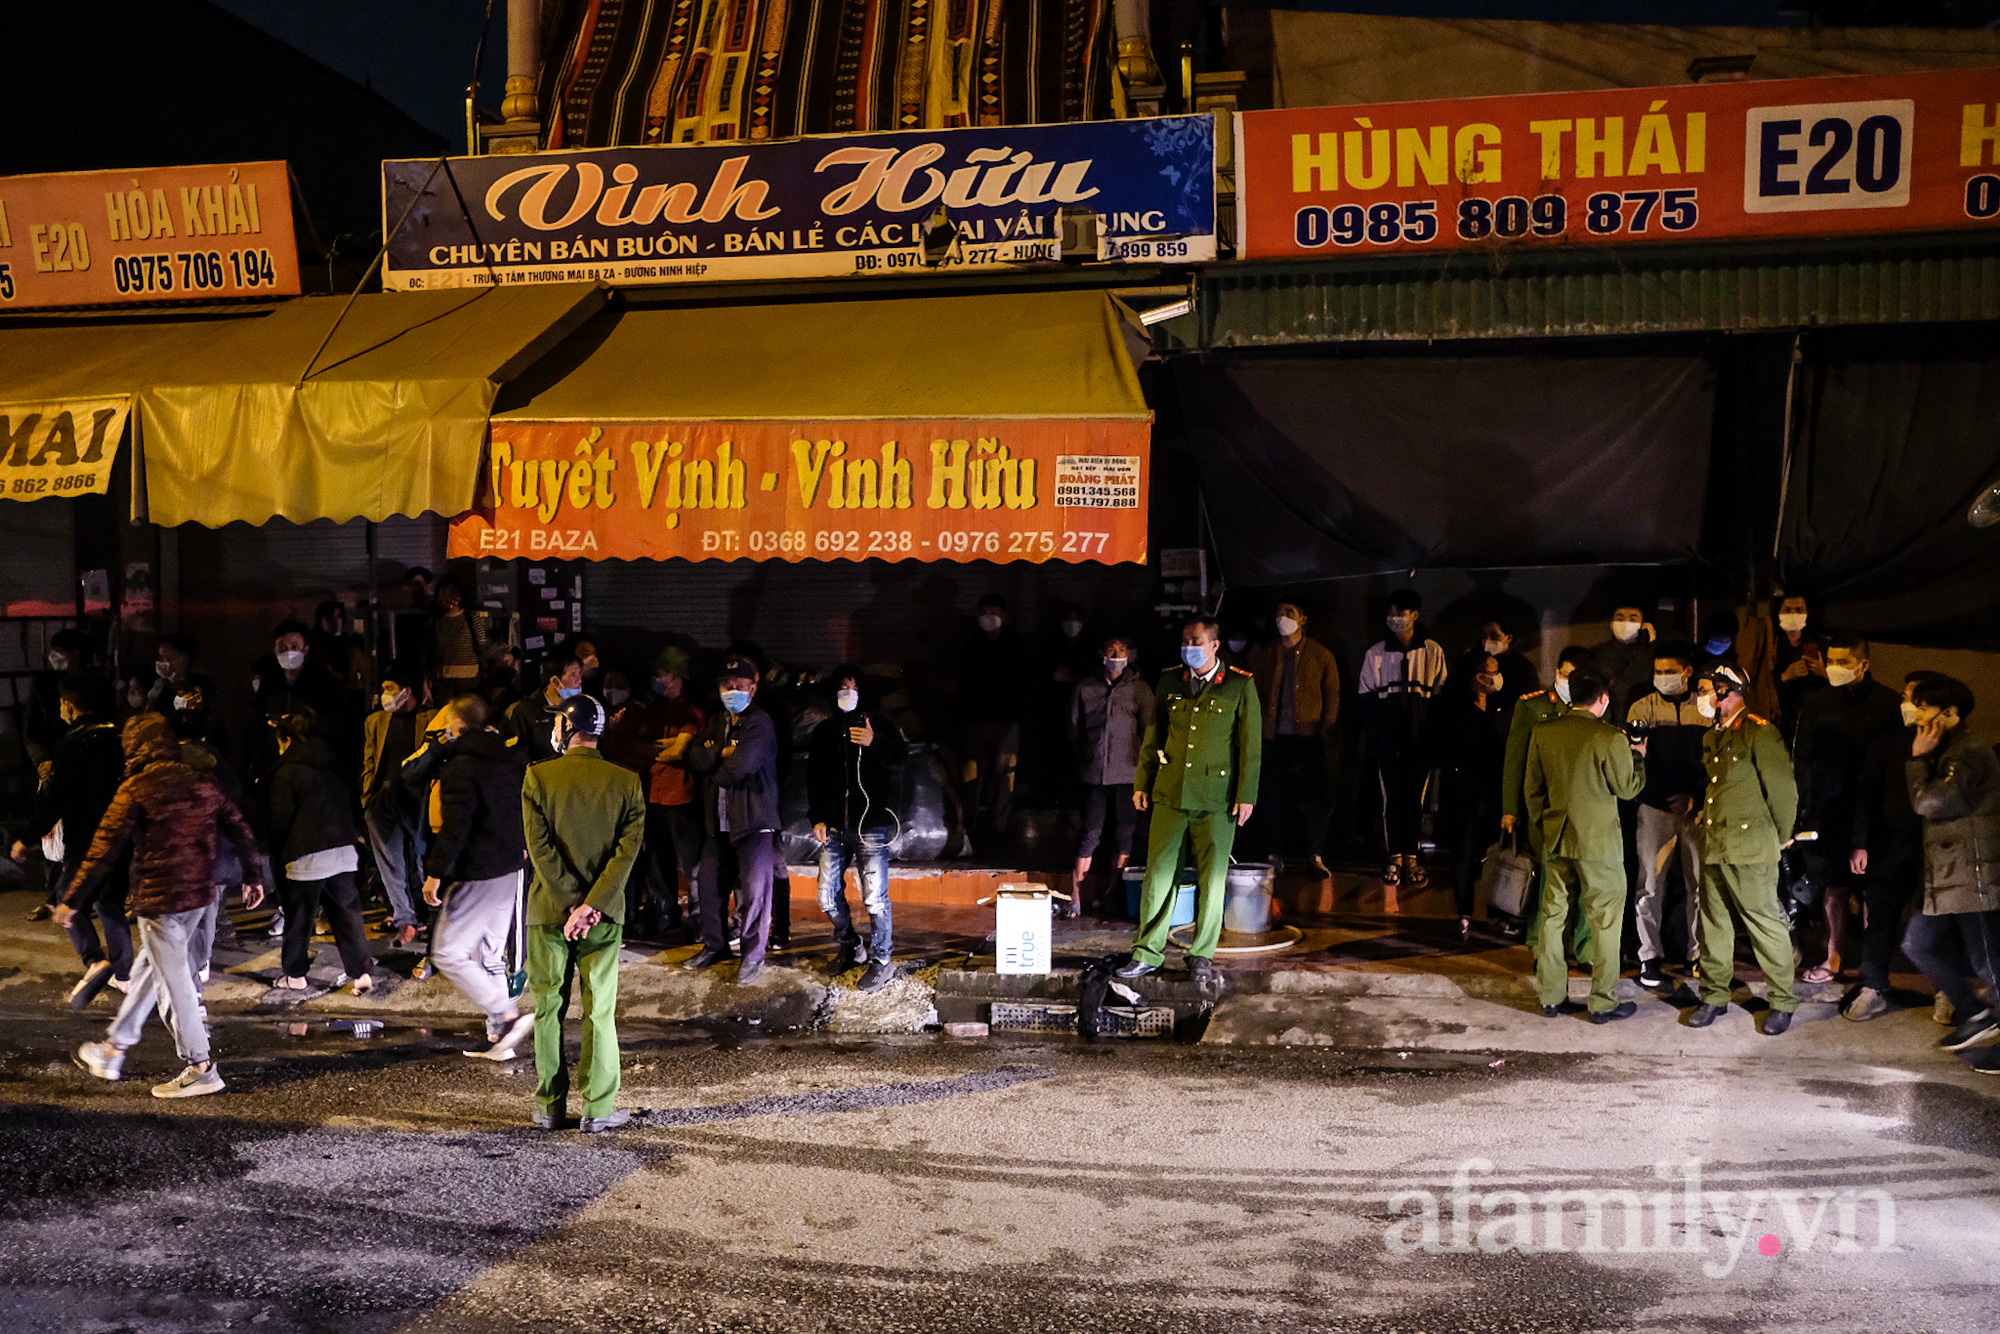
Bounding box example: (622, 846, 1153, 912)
(493, 288, 1149, 422)
(138, 283, 609, 527)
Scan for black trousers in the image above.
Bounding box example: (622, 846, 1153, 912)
(1448, 784, 1503, 918)
(280, 870, 375, 980)
(1261, 734, 1328, 861)
(1377, 746, 1426, 856)
(1858, 843, 1923, 993)
(699, 830, 776, 967)
(634, 802, 704, 930)
(1077, 783, 1136, 865)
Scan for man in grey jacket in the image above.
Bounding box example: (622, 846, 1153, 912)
(1900, 674, 2000, 1058)
(1069, 636, 1152, 915)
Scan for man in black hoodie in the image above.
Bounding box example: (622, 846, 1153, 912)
(14, 678, 131, 1005)
(263, 709, 375, 994)
(685, 656, 782, 983)
(417, 694, 534, 1059)
(808, 666, 904, 990)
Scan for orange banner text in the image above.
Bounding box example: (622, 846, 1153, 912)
(447, 420, 1151, 564)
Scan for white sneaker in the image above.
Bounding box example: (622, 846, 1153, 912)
(267, 910, 286, 938)
(1935, 993, 1958, 1026)
(152, 1063, 225, 1099)
(466, 1012, 536, 1061)
(108, 976, 132, 994)
(1845, 987, 1890, 1022)
(74, 1041, 124, 1081)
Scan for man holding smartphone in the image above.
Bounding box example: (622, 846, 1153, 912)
(808, 666, 904, 992)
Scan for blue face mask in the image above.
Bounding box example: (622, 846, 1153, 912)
(1704, 639, 1733, 657)
(721, 689, 752, 714)
(1180, 645, 1211, 671)
(557, 685, 582, 700)
(649, 677, 667, 696)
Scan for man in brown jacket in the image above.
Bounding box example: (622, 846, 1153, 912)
(1248, 600, 1341, 873)
(60, 713, 269, 1098)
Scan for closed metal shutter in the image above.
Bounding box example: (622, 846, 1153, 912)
(0, 497, 76, 618)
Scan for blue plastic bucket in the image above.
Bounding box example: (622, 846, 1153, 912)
(1123, 865, 1198, 927)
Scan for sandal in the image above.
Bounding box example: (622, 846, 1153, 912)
(1382, 861, 1402, 887)
(1800, 964, 1837, 984)
(1403, 857, 1430, 889)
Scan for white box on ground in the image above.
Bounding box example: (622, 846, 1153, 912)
(993, 883, 1054, 974)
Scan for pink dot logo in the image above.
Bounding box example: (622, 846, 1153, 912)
(1758, 1233, 1783, 1257)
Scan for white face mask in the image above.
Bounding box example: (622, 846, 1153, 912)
(1386, 615, 1417, 638)
(1478, 672, 1504, 695)
(835, 688, 860, 713)
(155, 659, 176, 680)
(1825, 663, 1859, 688)
(276, 649, 306, 671)
(1778, 611, 1808, 634)
(47, 651, 70, 672)
(1482, 637, 1506, 656)
(1103, 657, 1127, 677)
(380, 691, 402, 712)
(1654, 672, 1686, 697)
(1610, 619, 1642, 643)
(1901, 700, 1922, 727)
(1276, 616, 1300, 638)
(978, 613, 1002, 633)
(605, 688, 629, 707)
(1061, 620, 1083, 639)
(1553, 675, 1572, 704)
(1696, 693, 1718, 720)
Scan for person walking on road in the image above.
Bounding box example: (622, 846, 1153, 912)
(1116, 618, 1260, 989)
(264, 709, 376, 996)
(521, 695, 648, 1132)
(65, 713, 270, 1097)
(1686, 664, 1802, 1035)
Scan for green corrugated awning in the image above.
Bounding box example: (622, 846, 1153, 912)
(138, 283, 609, 527)
(1186, 232, 2000, 347)
(496, 288, 1149, 421)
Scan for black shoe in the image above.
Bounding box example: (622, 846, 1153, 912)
(1113, 956, 1157, 981)
(532, 1111, 568, 1130)
(1539, 1000, 1585, 1018)
(683, 948, 732, 971)
(1638, 961, 1669, 991)
(1497, 920, 1526, 942)
(27, 903, 52, 922)
(1589, 1001, 1638, 1024)
(736, 960, 764, 985)
(1938, 1010, 1999, 1051)
(1187, 956, 1217, 988)
(830, 945, 863, 975)
(1685, 1002, 1727, 1028)
(1762, 1009, 1794, 1036)
(581, 1108, 645, 1134)
(857, 959, 896, 993)
(769, 936, 791, 952)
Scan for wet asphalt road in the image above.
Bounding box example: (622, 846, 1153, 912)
(3, 1001, 2000, 1334)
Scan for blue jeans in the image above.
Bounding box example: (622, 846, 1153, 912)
(1903, 909, 2000, 1019)
(819, 828, 893, 962)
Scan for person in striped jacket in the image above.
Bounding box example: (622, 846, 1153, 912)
(1358, 589, 1449, 887)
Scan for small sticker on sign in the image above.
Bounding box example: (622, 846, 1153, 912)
(1054, 455, 1140, 509)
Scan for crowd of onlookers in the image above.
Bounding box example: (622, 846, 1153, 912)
(9, 568, 1999, 1078)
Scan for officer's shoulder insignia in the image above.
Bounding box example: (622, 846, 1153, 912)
(1228, 666, 1252, 677)
(1526, 690, 1549, 700)
(1745, 713, 1771, 726)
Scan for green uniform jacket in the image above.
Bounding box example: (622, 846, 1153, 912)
(1135, 665, 1262, 812)
(1501, 689, 1569, 825)
(521, 747, 646, 927)
(1698, 711, 1798, 865)
(1524, 711, 1645, 860)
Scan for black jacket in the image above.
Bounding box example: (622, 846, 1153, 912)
(263, 737, 360, 869)
(807, 708, 903, 833)
(506, 689, 563, 764)
(688, 705, 781, 835)
(423, 729, 527, 882)
(27, 715, 125, 863)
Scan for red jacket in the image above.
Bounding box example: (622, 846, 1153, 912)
(66, 713, 269, 918)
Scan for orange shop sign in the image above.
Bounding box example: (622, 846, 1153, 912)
(0, 161, 300, 310)
(447, 420, 1151, 564)
(1237, 66, 2000, 259)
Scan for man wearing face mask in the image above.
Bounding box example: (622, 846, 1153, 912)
(1839, 665, 1930, 1023)
(1463, 620, 1539, 718)
(1248, 600, 1341, 875)
(1359, 590, 1448, 888)
(362, 664, 435, 949)
(809, 667, 905, 989)
(1115, 619, 1260, 987)
(1070, 637, 1153, 914)
(1590, 604, 1656, 726)
(1899, 674, 2000, 1059)
(1772, 594, 1826, 743)
(1499, 646, 1592, 944)
(26, 630, 98, 778)
(252, 620, 356, 781)
(14, 679, 131, 997)
(1427, 653, 1513, 940)
(507, 655, 586, 763)
(1687, 664, 1800, 1034)
(1623, 647, 1708, 989)
(1525, 674, 1647, 1022)
(956, 594, 1027, 846)
(145, 633, 217, 728)
(685, 656, 782, 982)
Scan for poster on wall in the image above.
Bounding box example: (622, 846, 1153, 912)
(447, 420, 1150, 565)
(383, 115, 1215, 288)
(1237, 66, 2000, 259)
(0, 161, 300, 309)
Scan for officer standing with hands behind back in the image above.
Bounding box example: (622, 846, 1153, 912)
(1116, 618, 1260, 989)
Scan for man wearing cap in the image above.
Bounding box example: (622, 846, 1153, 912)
(685, 655, 782, 983)
(521, 694, 647, 1132)
(1687, 663, 1801, 1035)
(1115, 617, 1260, 989)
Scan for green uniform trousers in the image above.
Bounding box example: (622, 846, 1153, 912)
(529, 920, 623, 1120)
(1131, 805, 1234, 965)
(1696, 862, 1798, 1012)
(1522, 829, 1596, 959)
(1535, 856, 1625, 1012)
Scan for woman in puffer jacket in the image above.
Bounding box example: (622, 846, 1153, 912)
(1901, 674, 2000, 1056)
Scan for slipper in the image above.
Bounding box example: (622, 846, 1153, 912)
(1801, 965, 1837, 984)
(1381, 862, 1402, 887)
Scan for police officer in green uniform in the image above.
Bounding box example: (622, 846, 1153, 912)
(1499, 647, 1592, 951)
(1687, 663, 1801, 1034)
(1523, 673, 1646, 1021)
(1115, 618, 1260, 988)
